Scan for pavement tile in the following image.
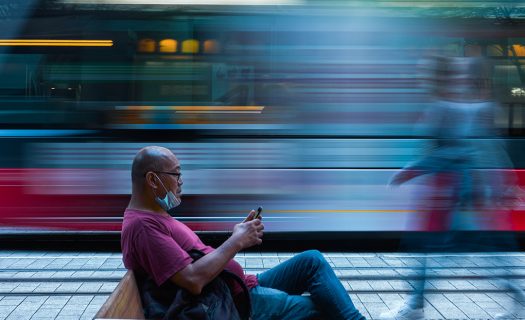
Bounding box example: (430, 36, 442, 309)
(110, 270, 126, 277)
(423, 302, 445, 319)
(50, 271, 75, 278)
(381, 259, 405, 267)
(357, 293, 382, 303)
(476, 300, 504, 310)
(444, 292, 472, 303)
(13, 272, 36, 278)
(362, 301, 389, 319)
(6, 313, 32, 320)
(262, 258, 280, 268)
(0, 305, 17, 316)
(3, 250, 525, 319)
(388, 280, 412, 291)
(10, 283, 39, 293)
(72, 271, 94, 277)
(427, 279, 456, 290)
(357, 269, 380, 276)
(347, 258, 370, 267)
(0, 296, 25, 305)
(67, 295, 94, 304)
(449, 279, 477, 290)
(41, 296, 70, 307)
(368, 280, 394, 291)
(30, 307, 61, 318)
(99, 282, 118, 292)
(429, 302, 467, 319)
(330, 257, 352, 267)
(56, 282, 82, 292)
(245, 259, 264, 268)
(0, 283, 20, 293)
(470, 279, 499, 290)
(27, 272, 56, 279)
(351, 300, 370, 318)
(346, 280, 372, 291)
(90, 295, 110, 305)
(57, 308, 87, 316)
(453, 301, 490, 318)
(91, 270, 117, 278)
(76, 282, 103, 293)
(337, 269, 361, 277)
(483, 308, 508, 319)
(466, 292, 495, 303)
(33, 283, 61, 293)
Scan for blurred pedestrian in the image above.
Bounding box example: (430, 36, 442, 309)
(380, 56, 523, 320)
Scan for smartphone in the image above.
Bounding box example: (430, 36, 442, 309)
(254, 206, 263, 219)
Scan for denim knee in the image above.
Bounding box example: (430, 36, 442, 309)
(284, 295, 321, 318)
(299, 250, 328, 269)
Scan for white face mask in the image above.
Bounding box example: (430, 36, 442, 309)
(152, 173, 181, 214)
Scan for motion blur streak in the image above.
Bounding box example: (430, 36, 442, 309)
(0, 1, 524, 232)
(0, 39, 113, 47)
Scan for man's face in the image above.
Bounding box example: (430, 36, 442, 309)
(163, 155, 183, 201)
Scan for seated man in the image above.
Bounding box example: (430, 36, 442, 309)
(121, 146, 366, 320)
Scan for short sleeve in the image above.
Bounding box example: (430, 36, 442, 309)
(134, 223, 193, 286)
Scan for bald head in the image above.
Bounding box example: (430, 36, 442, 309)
(131, 146, 178, 187)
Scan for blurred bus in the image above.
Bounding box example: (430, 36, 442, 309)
(0, 1, 524, 232)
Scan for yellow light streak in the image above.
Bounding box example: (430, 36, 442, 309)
(0, 39, 113, 42)
(176, 111, 262, 114)
(118, 106, 265, 112)
(175, 106, 264, 112)
(0, 39, 113, 47)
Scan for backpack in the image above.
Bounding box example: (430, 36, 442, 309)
(138, 249, 252, 320)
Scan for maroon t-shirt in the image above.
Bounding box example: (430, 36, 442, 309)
(121, 208, 258, 296)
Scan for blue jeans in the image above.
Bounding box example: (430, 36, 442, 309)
(249, 250, 366, 320)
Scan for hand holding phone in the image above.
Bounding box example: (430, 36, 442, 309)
(254, 206, 263, 219)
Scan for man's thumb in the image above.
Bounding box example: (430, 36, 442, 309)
(243, 210, 256, 223)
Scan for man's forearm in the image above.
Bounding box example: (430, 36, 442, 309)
(196, 236, 241, 277)
(188, 236, 242, 289)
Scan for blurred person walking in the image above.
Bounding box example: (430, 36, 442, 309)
(380, 56, 523, 320)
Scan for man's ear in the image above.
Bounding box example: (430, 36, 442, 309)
(145, 172, 158, 189)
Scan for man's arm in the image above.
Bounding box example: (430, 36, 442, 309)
(170, 210, 263, 295)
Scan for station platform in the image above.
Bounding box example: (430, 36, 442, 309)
(0, 250, 524, 319)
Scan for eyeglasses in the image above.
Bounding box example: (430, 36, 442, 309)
(145, 171, 182, 183)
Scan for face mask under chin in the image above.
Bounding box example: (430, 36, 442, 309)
(155, 190, 181, 214)
(166, 203, 180, 216)
(152, 172, 181, 214)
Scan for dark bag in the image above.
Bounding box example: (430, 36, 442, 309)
(138, 249, 251, 320)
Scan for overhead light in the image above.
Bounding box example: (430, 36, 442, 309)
(511, 88, 525, 97)
(0, 39, 113, 47)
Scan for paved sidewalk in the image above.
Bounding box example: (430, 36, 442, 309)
(0, 251, 524, 319)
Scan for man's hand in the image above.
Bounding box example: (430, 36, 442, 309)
(388, 170, 407, 187)
(171, 209, 264, 295)
(232, 210, 264, 249)
(389, 169, 423, 186)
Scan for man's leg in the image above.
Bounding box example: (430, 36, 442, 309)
(250, 286, 321, 320)
(257, 250, 365, 320)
